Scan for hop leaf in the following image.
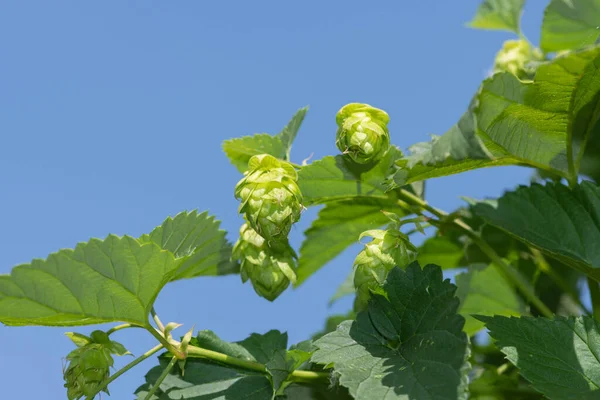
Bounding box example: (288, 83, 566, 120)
(493, 39, 543, 79)
(335, 103, 391, 164)
(235, 154, 303, 243)
(232, 223, 297, 301)
(353, 229, 416, 308)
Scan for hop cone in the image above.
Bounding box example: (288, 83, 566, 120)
(493, 39, 543, 79)
(232, 222, 297, 301)
(336, 103, 390, 164)
(353, 229, 416, 309)
(235, 154, 303, 243)
(63, 330, 129, 400)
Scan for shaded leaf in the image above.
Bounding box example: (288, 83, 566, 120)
(417, 236, 465, 270)
(541, 0, 600, 53)
(467, 0, 525, 34)
(283, 383, 353, 400)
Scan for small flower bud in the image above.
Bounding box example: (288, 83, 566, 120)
(493, 39, 543, 79)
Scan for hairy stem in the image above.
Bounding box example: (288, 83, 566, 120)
(84, 343, 164, 400)
(147, 326, 186, 360)
(588, 277, 600, 321)
(144, 355, 178, 400)
(397, 189, 554, 318)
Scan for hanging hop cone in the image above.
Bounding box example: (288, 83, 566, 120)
(235, 154, 303, 243)
(353, 228, 417, 309)
(232, 222, 297, 301)
(493, 39, 543, 79)
(336, 103, 391, 164)
(63, 330, 130, 400)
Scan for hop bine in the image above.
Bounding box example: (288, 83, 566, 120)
(336, 102, 391, 164)
(235, 154, 303, 243)
(232, 222, 297, 301)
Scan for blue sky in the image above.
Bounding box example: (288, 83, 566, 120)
(0, 1, 548, 398)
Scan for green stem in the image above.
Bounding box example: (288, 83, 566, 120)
(106, 323, 143, 336)
(144, 355, 178, 400)
(397, 189, 554, 318)
(588, 277, 600, 320)
(151, 307, 165, 332)
(84, 343, 164, 400)
(147, 326, 185, 360)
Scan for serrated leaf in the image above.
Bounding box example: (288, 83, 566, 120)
(467, 0, 525, 34)
(0, 236, 178, 327)
(223, 133, 286, 173)
(297, 147, 402, 206)
(472, 181, 600, 281)
(277, 106, 308, 160)
(296, 196, 406, 285)
(456, 264, 524, 336)
(312, 262, 469, 400)
(541, 0, 600, 53)
(478, 315, 600, 399)
(417, 236, 465, 270)
(283, 383, 354, 400)
(140, 210, 238, 280)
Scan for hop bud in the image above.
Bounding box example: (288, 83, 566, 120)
(235, 154, 303, 243)
(353, 229, 416, 309)
(493, 39, 543, 79)
(232, 223, 297, 301)
(336, 103, 391, 164)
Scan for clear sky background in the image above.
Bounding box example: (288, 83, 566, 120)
(0, 1, 549, 398)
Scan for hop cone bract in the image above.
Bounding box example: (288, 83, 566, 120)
(232, 222, 297, 301)
(235, 154, 303, 243)
(336, 103, 390, 164)
(493, 39, 543, 79)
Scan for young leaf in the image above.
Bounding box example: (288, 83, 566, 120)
(298, 147, 402, 205)
(0, 236, 178, 327)
(472, 181, 600, 281)
(312, 262, 470, 400)
(456, 264, 524, 336)
(478, 315, 600, 399)
(223, 133, 286, 173)
(540, 0, 600, 53)
(417, 236, 465, 270)
(296, 196, 406, 285)
(467, 0, 525, 34)
(139, 210, 238, 280)
(276, 106, 309, 160)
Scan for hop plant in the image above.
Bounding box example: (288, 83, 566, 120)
(336, 102, 391, 164)
(493, 39, 543, 79)
(232, 222, 297, 301)
(353, 227, 417, 309)
(63, 330, 130, 400)
(235, 154, 303, 243)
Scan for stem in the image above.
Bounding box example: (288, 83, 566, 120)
(151, 307, 165, 332)
(397, 189, 554, 318)
(588, 277, 600, 320)
(144, 355, 178, 400)
(147, 326, 185, 360)
(84, 343, 164, 400)
(106, 323, 142, 336)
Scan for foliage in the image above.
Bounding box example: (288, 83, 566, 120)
(4, 1, 600, 399)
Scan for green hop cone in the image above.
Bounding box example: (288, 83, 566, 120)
(235, 154, 303, 243)
(493, 39, 543, 79)
(63, 330, 130, 400)
(353, 228, 416, 309)
(232, 222, 297, 301)
(336, 103, 391, 164)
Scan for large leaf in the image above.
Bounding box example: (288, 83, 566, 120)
(276, 106, 308, 160)
(467, 0, 525, 34)
(296, 196, 406, 285)
(298, 147, 402, 206)
(140, 210, 238, 280)
(478, 315, 600, 399)
(456, 264, 524, 336)
(417, 236, 465, 270)
(0, 236, 178, 327)
(472, 181, 600, 281)
(541, 0, 600, 53)
(312, 262, 469, 400)
(223, 133, 285, 173)
(477, 47, 600, 177)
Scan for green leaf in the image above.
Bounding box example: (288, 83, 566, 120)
(467, 0, 525, 34)
(140, 210, 238, 280)
(541, 0, 600, 53)
(283, 383, 354, 400)
(223, 133, 285, 173)
(456, 264, 524, 336)
(0, 236, 178, 327)
(478, 315, 600, 399)
(297, 147, 402, 206)
(417, 236, 465, 270)
(312, 262, 470, 399)
(296, 196, 406, 285)
(472, 181, 600, 281)
(329, 269, 355, 305)
(311, 312, 356, 341)
(276, 106, 309, 160)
